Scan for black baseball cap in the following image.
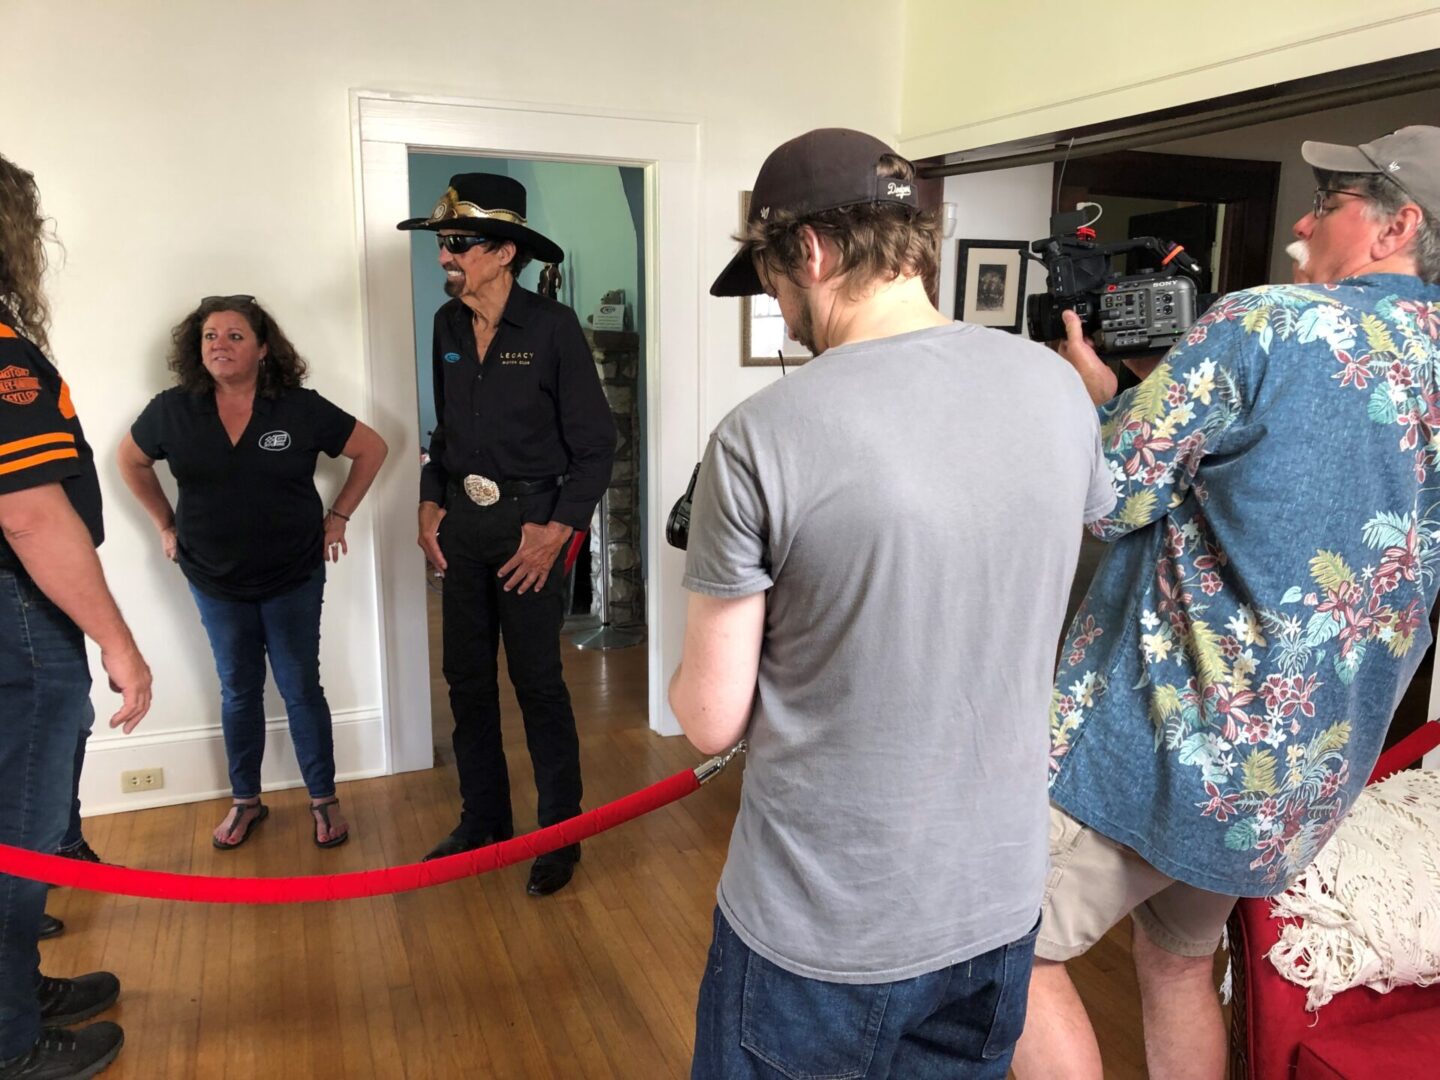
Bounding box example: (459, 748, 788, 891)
(710, 128, 920, 297)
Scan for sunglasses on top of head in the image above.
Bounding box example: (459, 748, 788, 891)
(437, 234, 495, 255)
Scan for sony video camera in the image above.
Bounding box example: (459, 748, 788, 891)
(1025, 209, 1211, 355)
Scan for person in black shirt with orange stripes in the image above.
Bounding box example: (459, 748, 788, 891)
(399, 174, 615, 897)
(0, 152, 151, 1080)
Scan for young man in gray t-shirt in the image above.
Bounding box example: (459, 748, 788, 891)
(670, 128, 1113, 1079)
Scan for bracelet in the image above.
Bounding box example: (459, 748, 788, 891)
(327, 507, 351, 522)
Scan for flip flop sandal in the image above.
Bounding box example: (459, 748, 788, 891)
(212, 800, 268, 850)
(310, 797, 350, 849)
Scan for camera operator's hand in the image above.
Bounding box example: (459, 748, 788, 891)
(1058, 310, 1118, 406)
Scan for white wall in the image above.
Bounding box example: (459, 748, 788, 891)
(900, 1, 1440, 160)
(0, 0, 903, 813)
(938, 165, 1054, 329)
(1152, 88, 1440, 283)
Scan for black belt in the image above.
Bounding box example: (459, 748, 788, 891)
(448, 476, 561, 498)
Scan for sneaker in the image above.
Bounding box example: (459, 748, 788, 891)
(38, 915, 64, 940)
(54, 841, 102, 865)
(37, 973, 119, 1027)
(0, 1023, 123, 1080)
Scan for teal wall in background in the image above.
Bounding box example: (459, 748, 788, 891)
(406, 152, 641, 441)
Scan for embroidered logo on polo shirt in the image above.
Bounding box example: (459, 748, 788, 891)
(444, 351, 462, 364)
(499, 352, 534, 365)
(0, 365, 41, 405)
(258, 430, 291, 451)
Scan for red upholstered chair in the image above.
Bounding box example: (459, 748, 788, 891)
(1227, 720, 1440, 1080)
(1291, 1007, 1440, 1080)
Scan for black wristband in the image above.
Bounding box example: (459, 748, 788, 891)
(327, 507, 350, 522)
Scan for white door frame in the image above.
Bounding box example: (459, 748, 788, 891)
(349, 90, 699, 774)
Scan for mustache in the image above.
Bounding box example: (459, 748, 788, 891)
(1286, 240, 1309, 268)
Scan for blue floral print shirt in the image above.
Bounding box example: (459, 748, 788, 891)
(1050, 274, 1440, 897)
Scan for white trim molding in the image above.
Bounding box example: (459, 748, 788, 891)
(78, 708, 385, 817)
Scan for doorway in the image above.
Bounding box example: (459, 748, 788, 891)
(404, 150, 650, 754)
(1054, 149, 1280, 294)
(350, 92, 701, 776)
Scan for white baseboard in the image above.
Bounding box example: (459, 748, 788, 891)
(78, 708, 386, 817)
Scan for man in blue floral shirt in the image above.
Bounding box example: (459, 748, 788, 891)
(1014, 127, 1440, 1080)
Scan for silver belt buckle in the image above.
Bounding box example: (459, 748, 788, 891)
(462, 474, 500, 507)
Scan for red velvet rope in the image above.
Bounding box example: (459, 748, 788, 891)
(0, 768, 700, 904)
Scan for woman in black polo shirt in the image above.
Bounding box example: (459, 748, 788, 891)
(117, 296, 387, 850)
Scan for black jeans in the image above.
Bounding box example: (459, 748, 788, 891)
(439, 491, 581, 860)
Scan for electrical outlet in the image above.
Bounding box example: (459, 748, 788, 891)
(120, 768, 164, 793)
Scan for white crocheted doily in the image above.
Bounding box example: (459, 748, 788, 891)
(1267, 768, 1440, 1010)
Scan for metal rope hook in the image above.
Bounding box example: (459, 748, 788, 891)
(693, 740, 747, 785)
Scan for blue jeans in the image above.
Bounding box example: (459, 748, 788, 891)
(692, 909, 1038, 1080)
(0, 569, 95, 1060)
(58, 725, 88, 852)
(189, 568, 336, 800)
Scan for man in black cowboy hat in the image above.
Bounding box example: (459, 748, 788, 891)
(399, 173, 615, 896)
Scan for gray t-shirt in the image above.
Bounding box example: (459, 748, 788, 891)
(683, 322, 1114, 983)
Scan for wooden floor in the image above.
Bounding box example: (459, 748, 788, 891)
(43, 593, 1162, 1078)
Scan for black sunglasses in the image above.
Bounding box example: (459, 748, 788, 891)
(437, 234, 495, 255)
(202, 294, 256, 304)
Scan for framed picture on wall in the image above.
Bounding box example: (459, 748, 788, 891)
(954, 239, 1029, 333)
(739, 191, 813, 367)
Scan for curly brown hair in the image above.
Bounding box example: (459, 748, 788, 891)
(167, 296, 308, 398)
(0, 154, 55, 355)
(741, 154, 941, 301)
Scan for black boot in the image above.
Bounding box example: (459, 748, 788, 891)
(38, 915, 64, 940)
(0, 1023, 123, 1080)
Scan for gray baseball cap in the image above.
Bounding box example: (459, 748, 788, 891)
(1301, 126, 1440, 214)
(710, 128, 919, 297)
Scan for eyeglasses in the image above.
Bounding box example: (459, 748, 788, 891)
(437, 234, 494, 255)
(1312, 189, 1365, 219)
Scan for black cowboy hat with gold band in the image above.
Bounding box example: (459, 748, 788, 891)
(397, 173, 564, 265)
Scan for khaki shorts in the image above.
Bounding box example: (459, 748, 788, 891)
(1036, 805, 1238, 961)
